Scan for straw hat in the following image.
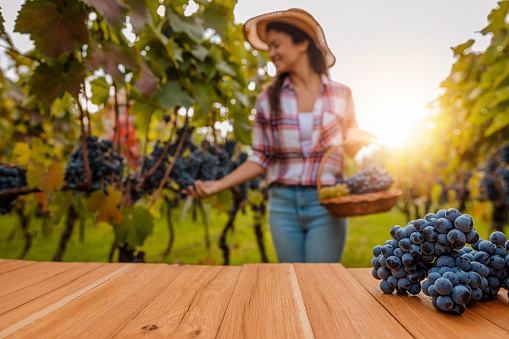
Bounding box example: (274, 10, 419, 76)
(243, 8, 336, 68)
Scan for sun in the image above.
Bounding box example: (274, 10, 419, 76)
(355, 88, 431, 149)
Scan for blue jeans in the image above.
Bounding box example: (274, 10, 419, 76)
(268, 186, 348, 263)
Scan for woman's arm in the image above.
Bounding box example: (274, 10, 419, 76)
(183, 160, 265, 199)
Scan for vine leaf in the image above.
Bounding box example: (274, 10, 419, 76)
(451, 39, 475, 57)
(166, 7, 204, 42)
(80, 0, 128, 30)
(88, 186, 123, 224)
(31, 138, 53, 164)
(125, 0, 152, 34)
(85, 40, 139, 85)
(114, 206, 154, 247)
(49, 191, 73, 225)
(90, 77, 110, 106)
(27, 162, 64, 196)
(157, 80, 194, 109)
(29, 59, 85, 106)
(134, 60, 158, 97)
(14, 0, 88, 58)
(200, 0, 235, 40)
(13, 143, 31, 166)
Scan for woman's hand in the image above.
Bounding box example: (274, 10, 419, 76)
(182, 180, 224, 199)
(343, 128, 376, 157)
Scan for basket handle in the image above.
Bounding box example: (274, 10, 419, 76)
(316, 139, 402, 194)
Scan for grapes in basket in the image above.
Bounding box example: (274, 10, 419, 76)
(318, 183, 350, 200)
(371, 207, 509, 316)
(319, 165, 394, 200)
(346, 165, 394, 194)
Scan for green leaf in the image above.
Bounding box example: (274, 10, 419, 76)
(166, 7, 204, 42)
(484, 108, 509, 137)
(481, 1, 509, 35)
(114, 206, 154, 247)
(233, 109, 253, 145)
(27, 162, 64, 196)
(74, 192, 90, 224)
(13, 142, 31, 165)
(451, 39, 475, 56)
(80, 0, 128, 30)
(49, 191, 73, 225)
(192, 81, 216, 113)
(15, 0, 88, 58)
(125, 0, 152, 34)
(190, 45, 209, 61)
(200, 1, 235, 40)
(134, 60, 158, 97)
(85, 40, 139, 85)
(88, 186, 123, 224)
(29, 59, 85, 105)
(90, 77, 110, 106)
(157, 80, 194, 109)
(217, 60, 236, 76)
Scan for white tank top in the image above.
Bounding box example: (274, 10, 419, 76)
(298, 112, 313, 157)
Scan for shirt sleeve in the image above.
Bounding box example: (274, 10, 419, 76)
(343, 87, 359, 132)
(248, 94, 273, 169)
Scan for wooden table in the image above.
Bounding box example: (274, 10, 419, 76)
(1, 259, 508, 338)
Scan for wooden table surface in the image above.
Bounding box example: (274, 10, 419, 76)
(1, 259, 508, 338)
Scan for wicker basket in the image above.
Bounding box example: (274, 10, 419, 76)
(317, 142, 402, 218)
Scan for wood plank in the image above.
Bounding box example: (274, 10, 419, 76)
(466, 288, 509, 331)
(0, 262, 127, 331)
(6, 264, 182, 339)
(0, 263, 131, 338)
(114, 265, 242, 338)
(294, 264, 412, 338)
(216, 263, 314, 339)
(0, 261, 85, 298)
(0, 260, 37, 275)
(0, 262, 102, 315)
(349, 268, 509, 338)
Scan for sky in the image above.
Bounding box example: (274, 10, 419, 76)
(0, 0, 503, 148)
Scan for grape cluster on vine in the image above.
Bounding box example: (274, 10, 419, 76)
(64, 136, 123, 191)
(371, 207, 509, 315)
(0, 165, 27, 214)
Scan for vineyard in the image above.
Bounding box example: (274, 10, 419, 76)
(1, 0, 509, 269)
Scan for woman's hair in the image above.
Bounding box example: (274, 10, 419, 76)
(265, 21, 327, 115)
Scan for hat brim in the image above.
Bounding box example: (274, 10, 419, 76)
(244, 8, 336, 68)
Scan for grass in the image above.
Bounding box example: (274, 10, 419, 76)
(0, 202, 505, 268)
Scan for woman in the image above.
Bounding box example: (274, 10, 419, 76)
(185, 8, 371, 263)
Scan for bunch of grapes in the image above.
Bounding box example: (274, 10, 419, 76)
(0, 165, 27, 214)
(347, 165, 394, 194)
(499, 144, 509, 164)
(423, 267, 475, 315)
(371, 207, 509, 315)
(319, 183, 350, 200)
(498, 167, 509, 197)
(481, 175, 503, 201)
(65, 136, 123, 191)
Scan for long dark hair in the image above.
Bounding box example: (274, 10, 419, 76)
(266, 21, 327, 115)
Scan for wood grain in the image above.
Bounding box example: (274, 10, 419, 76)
(0, 261, 83, 298)
(0, 262, 127, 332)
(349, 268, 509, 338)
(294, 264, 412, 338)
(114, 265, 241, 338)
(466, 288, 509, 331)
(0, 260, 37, 275)
(216, 263, 314, 339)
(6, 264, 181, 339)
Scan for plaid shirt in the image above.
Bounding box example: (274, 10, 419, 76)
(248, 74, 358, 186)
